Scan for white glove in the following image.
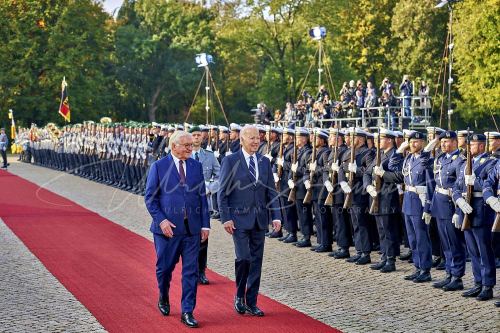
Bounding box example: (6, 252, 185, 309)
(422, 212, 432, 225)
(206, 146, 212, 152)
(452, 214, 460, 229)
(348, 162, 357, 173)
(225, 151, 232, 157)
(324, 180, 334, 193)
(373, 166, 385, 177)
(366, 185, 377, 198)
(214, 151, 220, 158)
(397, 184, 404, 195)
(424, 137, 440, 153)
(264, 153, 272, 161)
(309, 161, 317, 172)
(396, 141, 409, 154)
(304, 180, 311, 189)
(486, 197, 500, 213)
(464, 174, 476, 186)
(331, 163, 340, 172)
(339, 181, 351, 193)
(456, 197, 473, 214)
(276, 157, 284, 167)
(287, 179, 295, 189)
(273, 173, 279, 183)
(291, 162, 298, 173)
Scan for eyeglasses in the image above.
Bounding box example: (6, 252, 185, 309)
(179, 143, 194, 149)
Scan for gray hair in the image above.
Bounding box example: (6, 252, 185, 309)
(240, 124, 258, 139)
(169, 130, 192, 150)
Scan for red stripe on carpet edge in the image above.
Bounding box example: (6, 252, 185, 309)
(0, 169, 341, 333)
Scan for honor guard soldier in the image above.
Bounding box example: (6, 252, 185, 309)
(338, 128, 375, 265)
(428, 130, 467, 291)
(457, 130, 471, 153)
(288, 127, 313, 247)
(485, 131, 500, 270)
(229, 123, 241, 153)
(200, 125, 210, 149)
(217, 125, 230, 162)
(366, 128, 401, 272)
(257, 125, 267, 155)
(276, 126, 299, 243)
(383, 131, 436, 282)
(452, 133, 496, 301)
(324, 128, 351, 259)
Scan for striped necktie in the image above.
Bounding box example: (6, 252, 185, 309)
(249, 155, 256, 182)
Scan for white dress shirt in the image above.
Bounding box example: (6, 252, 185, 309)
(242, 148, 259, 180)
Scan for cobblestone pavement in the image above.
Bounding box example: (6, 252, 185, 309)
(3, 160, 500, 333)
(0, 219, 106, 333)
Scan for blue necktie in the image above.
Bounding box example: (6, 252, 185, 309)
(249, 155, 256, 182)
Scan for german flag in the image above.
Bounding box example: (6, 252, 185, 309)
(59, 77, 70, 122)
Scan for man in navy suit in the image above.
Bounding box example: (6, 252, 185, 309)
(218, 124, 281, 317)
(145, 130, 210, 328)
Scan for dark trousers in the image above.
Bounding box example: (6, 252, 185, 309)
(375, 214, 400, 259)
(198, 239, 208, 272)
(153, 232, 200, 313)
(332, 206, 352, 249)
(349, 205, 371, 254)
(283, 198, 298, 234)
(405, 214, 432, 271)
(429, 217, 443, 257)
(296, 200, 313, 239)
(464, 226, 496, 286)
(233, 222, 266, 307)
(317, 201, 333, 246)
(436, 217, 466, 277)
(1, 149, 7, 167)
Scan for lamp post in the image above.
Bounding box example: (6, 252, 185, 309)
(309, 26, 327, 92)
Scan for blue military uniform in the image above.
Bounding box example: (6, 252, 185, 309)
(452, 141, 496, 300)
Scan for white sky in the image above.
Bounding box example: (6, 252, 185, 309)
(102, 0, 123, 16)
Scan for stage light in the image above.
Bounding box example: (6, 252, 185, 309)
(195, 53, 214, 67)
(309, 27, 326, 40)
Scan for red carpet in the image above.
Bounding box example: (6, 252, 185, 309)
(0, 170, 341, 332)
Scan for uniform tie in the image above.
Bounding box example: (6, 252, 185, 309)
(249, 155, 256, 182)
(179, 160, 186, 185)
(195, 152, 199, 161)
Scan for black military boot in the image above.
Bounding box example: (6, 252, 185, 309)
(283, 234, 298, 244)
(475, 286, 493, 301)
(295, 238, 312, 248)
(380, 258, 396, 273)
(462, 284, 482, 298)
(432, 273, 452, 289)
(355, 253, 371, 265)
(442, 276, 464, 291)
(346, 253, 361, 263)
(370, 261, 386, 270)
(404, 269, 421, 281)
(332, 248, 350, 259)
(413, 270, 432, 283)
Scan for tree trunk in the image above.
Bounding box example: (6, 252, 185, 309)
(148, 84, 163, 122)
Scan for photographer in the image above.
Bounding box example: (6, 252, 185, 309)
(399, 75, 413, 118)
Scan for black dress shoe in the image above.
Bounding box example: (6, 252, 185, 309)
(277, 234, 289, 241)
(433, 274, 452, 289)
(315, 245, 333, 253)
(198, 271, 209, 285)
(413, 270, 431, 283)
(355, 254, 371, 265)
(245, 305, 264, 317)
(370, 261, 386, 270)
(462, 284, 482, 298)
(476, 286, 493, 301)
(495, 300, 500, 307)
(380, 261, 396, 273)
(442, 277, 464, 291)
(283, 234, 298, 243)
(158, 296, 170, 316)
(295, 239, 312, 247)
(333, 249, 350, 259)
(181, 312, 199, 328)
(404, 269, 421, 281)
(432, 256, 442, 268)
(346, 253, 361, 263)
(399, 250, 412, 261)
(234, 296, 246, 314)
(268, 230, 283, 238)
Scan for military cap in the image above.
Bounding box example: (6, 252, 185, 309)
(189, 126, 202, 133)
(271, 126, 281, 133)
(457, 130, 472, 138)
(408, 131, 427, 140)
(257, 124, 266, 133)
(219, 125, 229, 133)
(438, 130, 457, 139)
(295, 127, 310, 136)
(426, 126, 445, 135)
(376, 128, 396, 139)
(283, 127, 294, 135)
(230, 123, 241, 132)
(167, 126, 175, 132)
(484, 131, 500, 139)
(329, 127, 345, 136)
(393, 130, 404, 138)
(470, 133, 486, 142)
(175, 124, 184, 131)
(346, 127, 368, 137)
(315, 128, 329, 140)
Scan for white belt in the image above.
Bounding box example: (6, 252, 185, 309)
(405, 185, 426, 194)
(462, 192, 483, 198)
(435, 186, 451, 197)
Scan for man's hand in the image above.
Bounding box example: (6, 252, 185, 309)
(291, 162, 298, 173)
(309, 161, 317, 172)
(339, 181, 351, 193)
(396, 141, 409, 154)
(452, 214, 460, 229)
(273, 173, 279, 183)
(304, 180, 311, 189)
(456, 197, 473, 214)
(276, 157, 284, 167)
(366, 185, 377, 198)
(201, 229, 210, 242)
(324, 180, 334, 193)
(373, 166, 385, 177)
(214, 151, 220, 158)
(348, 162, 357, 173)
(223, 220, 236, 235)
(486, 197, 500, 213)
(331, 163, 340, 172)
(464, 174, 476, 186)
(160, 219, 176, 238)
(422, 212, 432, 225)
(287, 179, 295, 189)
(424, 137, 440, 153)
(272, 220, 281, 232)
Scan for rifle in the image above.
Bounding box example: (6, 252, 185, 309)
(461, 128, 473, 231)
(266, 126, 271, 155)
(493, 211, 500, 232)
(325, 129, 339, 206)
(276, 131, 285, 191)
(207, 126, 213, 151)
(343, 130, 356, 209)
(287, 134, 299, 202)
(303, 130, 317, 204)
(369, 128, 382, 214)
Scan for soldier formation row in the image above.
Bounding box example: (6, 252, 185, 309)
(14, 121, 500, 306)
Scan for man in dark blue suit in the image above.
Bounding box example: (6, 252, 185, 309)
(145, 130, 210, 328)
(218, 124, 281, 317)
